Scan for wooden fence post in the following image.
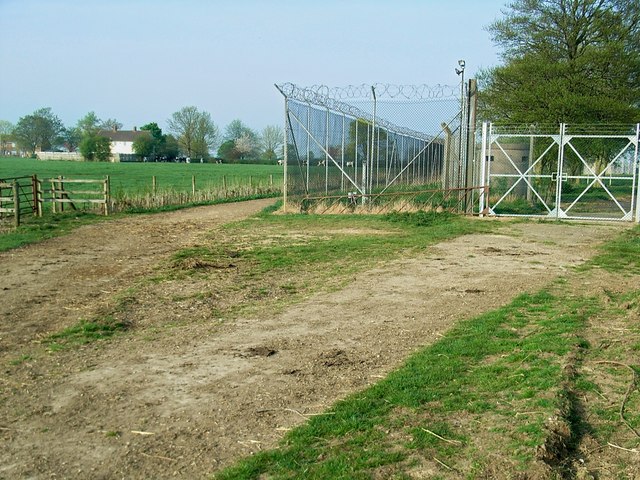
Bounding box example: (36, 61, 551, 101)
(192, 175, 196, 196)
(58, 176, 64, 213)
(33, 175, 43, 216)
(51, 178, 57, 214)
(104, 175, 111, 215)
(223, 175, 227, 197)
(152, 175, 157, 195)
(269, 174, 273, 187)
(12, 180, 20, 227)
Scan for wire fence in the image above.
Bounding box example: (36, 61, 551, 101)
(276, 82, 477, 213)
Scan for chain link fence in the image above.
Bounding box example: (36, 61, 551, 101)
(276, 82, 478, 213)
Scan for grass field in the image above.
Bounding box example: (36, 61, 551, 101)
(0, 156, 284, 196)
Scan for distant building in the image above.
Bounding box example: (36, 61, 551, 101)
(98, 126, 150, 161)
(1, 141, 19, 156)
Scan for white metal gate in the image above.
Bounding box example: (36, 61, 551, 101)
(480, 123, 640, 222)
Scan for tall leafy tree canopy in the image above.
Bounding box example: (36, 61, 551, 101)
(13, 108, 65, 154)
(168, 106, 219, 159)
(480, 0, 640, 124)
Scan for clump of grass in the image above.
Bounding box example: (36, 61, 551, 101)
(45, 317, 129, 351)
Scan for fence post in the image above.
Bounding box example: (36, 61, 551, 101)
(152, 175, 157, 195)
(58, 176, 64, 213)
(33, 175, 43, 216)
(13, 180, 20, 227)
(270, 174, 273, 187)
(104, 175, 110, 215)
(223, 175, 227, 197)
(51, 178, 55, 214)
(192, 175, 196, 196)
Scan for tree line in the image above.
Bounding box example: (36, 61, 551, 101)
(0, 106, 284, 164)
(2, 1, 638, 164)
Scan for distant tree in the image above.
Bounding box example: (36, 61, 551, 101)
(168, 106, 219, 158)
(217, 139, 240, 162)
(260, 125, 283, 161)
(163, 134, 180, 160)
(79, 133, 111, 161)
(224, 119, 256, 141)
(13, 108, 65, 155)
(480, 0, 640, 124)
(234, 133, 258, 160)
(133, 122, 166, 159)
(60, 127, 82, 152)
(132, 133, 156, 159)
(76, 111, 102, 135)
(100, 118, 123, 131)
(0, 120, 15, 155)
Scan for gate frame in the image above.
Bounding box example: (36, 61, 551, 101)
(480, 122, 640, 222)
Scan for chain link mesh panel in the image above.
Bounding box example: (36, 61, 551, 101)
(277, 83, 473, 213)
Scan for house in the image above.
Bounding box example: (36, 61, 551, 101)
(98, 126, 150, 162)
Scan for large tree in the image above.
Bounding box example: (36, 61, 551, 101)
(224, 119, 255, 141)
(13, 108, 65, 155)
(480, 0, 640, 124)
(260, 125, 284, 161)
(78, 134, 111, 161)
(168, 106, 219, 159)
(133, 122, 167, 160)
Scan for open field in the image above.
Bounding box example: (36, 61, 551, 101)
(1, 202, 638, 479)
(0, 156, 283, 197)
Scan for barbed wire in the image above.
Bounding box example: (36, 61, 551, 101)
(276, 83, 461, 141)
(277, 83, 460, 101)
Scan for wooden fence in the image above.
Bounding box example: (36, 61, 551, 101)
(0, 173, 281, 226)
(0, 181, 20, 227)
(49, 176, 110, 215)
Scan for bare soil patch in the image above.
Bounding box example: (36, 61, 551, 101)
(0, 204, 627, 479)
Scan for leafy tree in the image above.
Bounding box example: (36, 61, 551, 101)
(132, 133, 156, 159)
(168, 106, 219, 159)
(217, 139, 240, 162)
(0, 120, 15, 154)
(480, 0, 640, 124)
(163, 134, 180, 160)
(133, 122, 166, 160)
(60, 127, 82, 152)
(79, 134, 111, 161)
(234, 133, 258, 160)
(13, 108, 65, 155)
(76, 111, 102, 135)
(224, 119, 256, 141)
(260, 125, 283, 161)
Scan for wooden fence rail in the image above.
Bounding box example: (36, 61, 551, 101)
(48, 176, 110, 215)
(0, 181, 20, 226)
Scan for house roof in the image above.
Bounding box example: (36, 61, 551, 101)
(98, 129, 150, 143)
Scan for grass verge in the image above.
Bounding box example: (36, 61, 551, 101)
(214, 225, 640, 479)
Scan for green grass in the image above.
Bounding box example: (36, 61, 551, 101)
(164, 211, 498, 319)
(0, 156, 283, 195)
(586, 224, 640, 274)
(45, 316, 129, 351)
(215, 289, 598, 479)
(208, 221, 640, 479)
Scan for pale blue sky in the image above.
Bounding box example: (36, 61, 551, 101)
(0, 0, 506, 132)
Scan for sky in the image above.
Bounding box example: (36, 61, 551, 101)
(0, 0, 506, 133)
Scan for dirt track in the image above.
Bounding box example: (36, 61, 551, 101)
(0, 201, 626, 479)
